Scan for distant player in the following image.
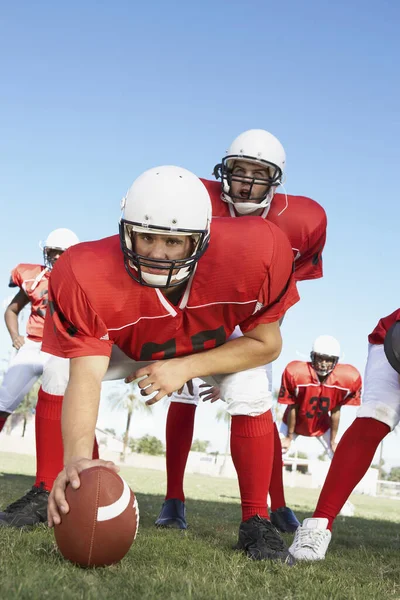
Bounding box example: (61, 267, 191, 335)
(156, 129, 327, 533)
(289, 311, 399, 561)
(0, 228, 79, 434)
(268, 335, 361, 531)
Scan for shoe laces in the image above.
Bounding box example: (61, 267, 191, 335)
(294, 527, 327, 550)
(251, 517, 286, 551)
(5, 483, 48, 513)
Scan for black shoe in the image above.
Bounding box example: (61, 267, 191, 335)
(155, 498, 187, 530)
(0, 483, 49, 527)
(236, 514, 295, 564)
(270, 506, 301, 533)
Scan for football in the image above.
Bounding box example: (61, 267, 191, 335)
(54, 466, 139, 567)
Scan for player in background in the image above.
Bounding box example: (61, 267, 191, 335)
(289, 310, 399, 561)
(40, 166, 300, 563)
(270, 335, 361, 530)
(0, 228, 79, 435)
(155, 129, 327, 533)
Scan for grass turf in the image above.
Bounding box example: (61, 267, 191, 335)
(0, 451, 399, 600)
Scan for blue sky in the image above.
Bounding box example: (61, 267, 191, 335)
(1, 1, 399, 467)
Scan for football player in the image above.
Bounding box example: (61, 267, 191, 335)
(9, 166, 300, 563)
(269, 335, 361, 531)
(0, 228, 79, 435)
(289, 310, 399, 560)
(156, 129, 327, 533)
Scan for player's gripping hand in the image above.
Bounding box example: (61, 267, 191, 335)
(199, 383, 221, 403)
(127, 359, 192, 405)
(47, 458, 120, 527)
(12, 335, 25, 350)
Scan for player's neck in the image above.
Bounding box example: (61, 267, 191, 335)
(162, 281, 187, 306)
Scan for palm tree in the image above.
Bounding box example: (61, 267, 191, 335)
(216, 407, 231, 476)
(108, 382, 152, 462)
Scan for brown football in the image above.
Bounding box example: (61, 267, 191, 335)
(54, 466, 139, 567)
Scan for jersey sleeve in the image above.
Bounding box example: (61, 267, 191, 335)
(293, 207, 327, 281)
(341, 371, 362, 407)
(278, 366, 297, 405)
(9, 265, 23, 288)
(240, 225, 300, 332)
(41, 252, 113, 359)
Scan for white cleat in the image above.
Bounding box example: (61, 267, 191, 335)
(339, 500, 355, 517)
(289, 518, 332, 561)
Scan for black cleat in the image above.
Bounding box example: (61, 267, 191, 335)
(0, 483, 49, 528)
(270, 506, 301, 533)
(236, 514, 295, 564)
(155, 498, 187, 530)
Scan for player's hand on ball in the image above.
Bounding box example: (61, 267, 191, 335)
(199, 384, 221, 403)
(12, 335, 25, 350)
(48, 458, 120, 527)
(127, 359, 192, 405)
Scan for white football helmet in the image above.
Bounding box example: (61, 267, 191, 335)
(120, 166, 211, 288)
(310, 335, 341, 377)
(41, 228, 79, 269)
(213, 129, 286, 215)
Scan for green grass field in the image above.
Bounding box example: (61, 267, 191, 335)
(0, 451, 399, 600)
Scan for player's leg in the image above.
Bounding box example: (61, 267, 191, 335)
(290, 343, 398, 560)
(155, 381, 200, 530)
(318, 430, 354, 517)
(220, 367, 294, 564)
(0, 340, 44, 433)
(0, 346, 140, 528)
(268, 423, 301, 532)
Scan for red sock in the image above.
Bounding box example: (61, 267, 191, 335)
(165, 403, 197, 502)
(35, 387, 64, 491)
(230, 410, 274, 522)
(269, 423, 287, 511)
(314, 418, 390, 529)
(34, 387, 100, 492)
(0, 415, 8, 433)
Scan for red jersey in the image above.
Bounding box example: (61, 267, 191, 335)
(368, 309, 400, 345)
(201, 179, 327, 282)
(9, 264, 50, 341)
(42, 218, 299, 361)
(278, 361, 362, 437)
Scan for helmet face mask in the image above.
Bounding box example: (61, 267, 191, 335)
(41, 228, 79, 270)
(119, 166, 211, 289)
(119, 220, 209, 289)
(43, 247, 65, 269)
(310, 335, 341, 377)
(214, 129, 286, 215)
(215, 156, 282, 204)
(310, 352, 339, 377)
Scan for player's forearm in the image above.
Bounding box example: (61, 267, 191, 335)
(4, 309, 20, 341)
(180, 333, 281, 380)
(330, 410, 340, 443)
(62, 376, 102, 463)
(286, 406, 297, 438)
